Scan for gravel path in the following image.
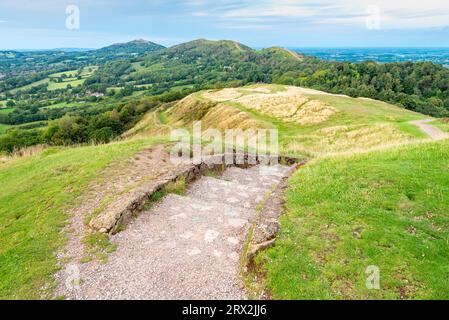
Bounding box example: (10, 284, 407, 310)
(410, 119, 449, 141)
(60, 164, 292, 300)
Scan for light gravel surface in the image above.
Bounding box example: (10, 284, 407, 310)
(59, 165, 291, 300)
(410, 119, 449, 141)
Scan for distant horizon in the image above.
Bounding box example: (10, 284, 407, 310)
(2, 38, 449, 52)
(1, 1, 449, 50)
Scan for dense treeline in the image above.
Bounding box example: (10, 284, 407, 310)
(0, 100, 104, 125)
(0, 40, 163, 78)
(0, 89, 190, 153)
(275, 58, 449, 117)
(86, 39, 449, 117)
(2, 39, 449, 153)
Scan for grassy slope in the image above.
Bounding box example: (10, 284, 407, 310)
(48, 79, 86, 91)
(10, 78, 50, 94)
(432, 119, 449, 133)
(1, 83, 438, 299)
(257, 140, 449, 299)
(0, 108, 14, 115)
(0, 123, 11, 134)
(129, 84, 428, 158)
(0, 137, 164, 299)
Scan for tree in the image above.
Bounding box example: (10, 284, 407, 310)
(6, 100, 15, 107)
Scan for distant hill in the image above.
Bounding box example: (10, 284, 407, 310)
(127, 84, 429, 157)
(95, 39, 165, 57)
(82, 38, 449, 117)
(2, 38, 449, 118)
(0, 39, 165, 78)
(85, 39, 304, 94)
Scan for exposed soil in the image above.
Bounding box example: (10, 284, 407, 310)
(53, 144, 181, 298)
(410, 119, 449, 141)
(57, 164, 293, 300)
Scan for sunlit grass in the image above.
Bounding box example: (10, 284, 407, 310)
(0, 137, 165, 299)
(257, 140, 449, 299)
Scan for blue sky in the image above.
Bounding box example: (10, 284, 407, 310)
(1, 0, 449, 49)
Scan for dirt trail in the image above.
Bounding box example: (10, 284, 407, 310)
(53, 145, 183, 297)
(410, 119, 448, 141)
(58, 164, 293, 300)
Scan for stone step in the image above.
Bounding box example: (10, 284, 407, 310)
(91, 193, 256, 299)
(221, 166, 284, 187)
(69, 163, 295, 300)
(135, 193, 254, 232)
(187, 176, 271, 209)
(246, 164, 293, 177)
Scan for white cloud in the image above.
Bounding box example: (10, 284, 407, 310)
(186, 0, 449, 30)
(217, 23, 272, 30)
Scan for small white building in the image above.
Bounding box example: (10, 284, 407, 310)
(86, 90, 105, 98)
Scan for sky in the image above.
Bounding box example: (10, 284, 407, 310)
(1, 0, 449, 49)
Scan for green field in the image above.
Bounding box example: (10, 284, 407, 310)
(255, 140, 449, 299)
(0, 108, 14, 115)
(0, 123, 11, 134)
(41, 102, 86, 110)
(48, 70, 79, 78)
(9, 78, 50, 94)
(48, 79, 86, 91)
(9, 66, 98, 94)
(0, 137, 165, 299)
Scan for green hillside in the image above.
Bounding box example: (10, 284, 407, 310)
(0, 39, 449, 301)
(0, 137, 164, 299)
(255, 139, 449, 299)
(95, 39, 165, 57)
(128, 84, 429, 157)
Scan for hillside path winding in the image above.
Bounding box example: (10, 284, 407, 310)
(60, 164, 293, 300)
(410, 119, 448, 141)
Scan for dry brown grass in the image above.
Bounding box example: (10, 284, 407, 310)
(167, 95, 217, 125)
(201, 104, 262, 131)
(215, 86, 338, 125)
(240, 86, 273, 94)
(203, 89, 243, 102)
(237, 94, 307, 117)
(292, 100, 337, 125)
(0, 144, 46, 163)
(284, 123, 416, 157)
(122, 110, 172, 138)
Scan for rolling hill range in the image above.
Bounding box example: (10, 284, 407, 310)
(127, 84, 437, 157)
(2, 38, 449, 156)
(1, 82, 448, 299)
(1, 39, 449, 300)
(0, 40, 165, 78)
(85, 39, 304, 95)
(0, 82, 448, 299)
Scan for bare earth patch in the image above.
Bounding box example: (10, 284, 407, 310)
(53, 144, 182, 297)
(204, 86, 338, 125)
(203, 88, 244, 102)
(57, 164, 293, 299)
(410, 119, 449, 141)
